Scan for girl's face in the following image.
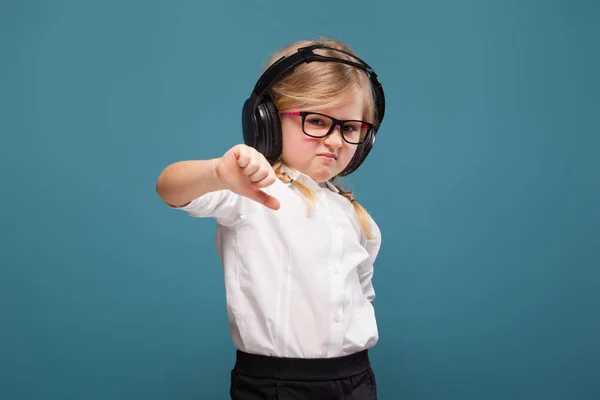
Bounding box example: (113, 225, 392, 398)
(280, 97, 364, 183)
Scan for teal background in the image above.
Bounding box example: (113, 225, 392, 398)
(1, 0, 599, 399)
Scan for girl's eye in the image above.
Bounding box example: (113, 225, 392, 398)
(307, 118, 326, 126)
(343, 123, 361, 132)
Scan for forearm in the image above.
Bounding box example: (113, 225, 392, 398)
(156, 159, 226, 207)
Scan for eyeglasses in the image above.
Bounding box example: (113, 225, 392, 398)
(280, 111, 374, 145)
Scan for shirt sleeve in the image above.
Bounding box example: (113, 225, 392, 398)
(169, 189, 259, 227)
(358, 217, 382, 302)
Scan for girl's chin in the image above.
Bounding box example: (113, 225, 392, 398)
(307, 166, 340, 183)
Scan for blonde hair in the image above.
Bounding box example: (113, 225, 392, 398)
(264, 37, 378, 240)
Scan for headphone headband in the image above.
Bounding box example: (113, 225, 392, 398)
(242, 43, 386, 176)
(250, 45, 385, 125)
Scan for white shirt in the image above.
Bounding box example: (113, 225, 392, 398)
(175, 165, 381, 359)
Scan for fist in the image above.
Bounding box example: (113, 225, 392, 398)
(214, 144, 280, 210)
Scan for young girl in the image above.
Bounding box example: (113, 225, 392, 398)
(156, 37, 385, 399)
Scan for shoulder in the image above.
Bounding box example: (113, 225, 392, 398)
(172, 178, 298, 226)
(364, 213, 382, 245)
(369, 214, 382, 239)
(170, 189, 255, 226)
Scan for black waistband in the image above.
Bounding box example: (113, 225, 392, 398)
(234, 350, 371, 381)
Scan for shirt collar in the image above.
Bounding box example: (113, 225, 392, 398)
(279, 164, 339, 193)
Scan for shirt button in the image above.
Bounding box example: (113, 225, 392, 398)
(333, 267, 339, 274)
(335, 316, 341, 322)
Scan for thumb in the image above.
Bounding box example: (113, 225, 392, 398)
(246, 186, 280, 211)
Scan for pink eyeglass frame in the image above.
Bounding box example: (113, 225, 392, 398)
(279, 111, 373, 144)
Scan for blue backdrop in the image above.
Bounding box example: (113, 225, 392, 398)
(1, 0, 599, 399)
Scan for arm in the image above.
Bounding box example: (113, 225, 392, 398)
(358, 218, 382, 302)
(156, 159, 223, 208)
(156, 144, 280, 225)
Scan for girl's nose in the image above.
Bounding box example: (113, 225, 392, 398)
(324, 125, 343, 148)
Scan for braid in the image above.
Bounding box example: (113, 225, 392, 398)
(332, 182, 374, 240)
(273, 161, 316, 215)
(271, 162, 375, 240)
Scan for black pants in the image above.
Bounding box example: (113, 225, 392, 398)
(230, 349, 377, 400)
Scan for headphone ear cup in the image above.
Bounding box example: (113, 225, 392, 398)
(242, 98, 256, 148)
(256, 99, 282, 162)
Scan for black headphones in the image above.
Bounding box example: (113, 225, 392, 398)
(242, 44, 386, 176)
